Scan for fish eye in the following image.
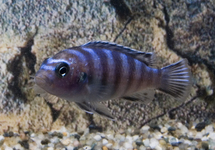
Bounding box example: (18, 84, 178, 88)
(55, 62, 70, 78)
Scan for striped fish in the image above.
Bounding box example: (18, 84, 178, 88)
(35, 41, 191, 120)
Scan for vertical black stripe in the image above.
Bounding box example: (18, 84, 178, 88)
(135, 63, 146, 90)
(147, 68, 154, 87)
(93, 49, 109, 97)
(75, 48, 95, 85)
(111, 51, 123, 97)
(124, 55, 135, 94)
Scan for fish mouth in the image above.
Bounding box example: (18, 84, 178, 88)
(34, 74, 53, 88)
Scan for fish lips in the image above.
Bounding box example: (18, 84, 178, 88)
(34, 73, 53, 90)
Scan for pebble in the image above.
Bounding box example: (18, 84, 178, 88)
(102, 146, 108, 150)
(161, 127, 168, 133)
(50, 136, 60, 144)
(89, 124, 102, 133)
(13, 144, 24, 150)
(0, 121, 214, 149)
(18, 140, 29, 149)
(3, 131, 14, 137)
(52, 131, 63, 139)
(73, 141, 80, 147)
(191, 140, 198, 147)
(124, 142, 133, 149)
(54, 142, 65, 149)
(94, 135, 102, 141)
(209, 132, 215, 140)
(140, 125, 150, 133)
(150, 125, 161, 131)
(155, 145, 163, 150)
(125, 135, 132, 144)
(187, 131, 195, 139)
(106, 134, 114, 140)
(19, 132, 27, 141)
(202, 136, 208, 141)
(139, 145, 145, 150)
(169, 137, 179, 146)
(143, 139, 150, 147)
(135, 139, 143, 146)
(159, 139, 167, 148)
(106, 143, 113, 148)
(153, 131, 163, 140)
(201, 141, 209, 149)
(41, 139, 50, 145)
(194, 132, 203, 140)
(67, 145, 75, 150)
(205, 124, 213, 133)
(83, 146, 91, 150)
(30, 133, 36, 138)
(74, 134, 81, 140)
(102, 139, 108, 145)
(132, 135, 139, 141)
(0, 135, 4, 146)
(168, 127, 176, 132)
(149, 138, 159, 149)
(62, 132, 68, 137)
(195, 122, 206, 131)
(61, 138, 70, 145)
(177, 123, 188, 135)
(184, 139, 192, 145)
(209, 139, 215, 149)
(73, 147, 79, 150)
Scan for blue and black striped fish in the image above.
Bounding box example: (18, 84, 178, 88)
(35, 41, 191, 120)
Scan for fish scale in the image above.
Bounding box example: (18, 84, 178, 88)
(34, 41, 191, 120)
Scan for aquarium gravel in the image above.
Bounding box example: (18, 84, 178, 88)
(0, 121, 214, 149)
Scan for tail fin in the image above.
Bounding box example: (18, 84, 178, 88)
(159, 59, 191, 101)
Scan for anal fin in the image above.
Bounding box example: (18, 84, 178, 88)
(122, 89, 155, 105)
(75, 101, 115, 121)
(75, 102, 94, 114)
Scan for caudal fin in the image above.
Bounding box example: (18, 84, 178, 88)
(159, 59, 191, 101)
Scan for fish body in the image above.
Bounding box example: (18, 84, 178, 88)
(35, 41, 191, 120)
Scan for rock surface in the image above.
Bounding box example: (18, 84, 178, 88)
(0, 0, 215, 134)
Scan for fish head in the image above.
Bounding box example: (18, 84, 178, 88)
(35, 56, 88, 100)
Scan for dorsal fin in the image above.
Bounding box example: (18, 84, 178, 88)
(81, 41, 156, 67)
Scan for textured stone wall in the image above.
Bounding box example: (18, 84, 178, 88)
(0, 0, 214, 133)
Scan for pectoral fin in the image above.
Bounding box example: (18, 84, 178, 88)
(75, 101, 115, 121)
(122, 89, 155, 105)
